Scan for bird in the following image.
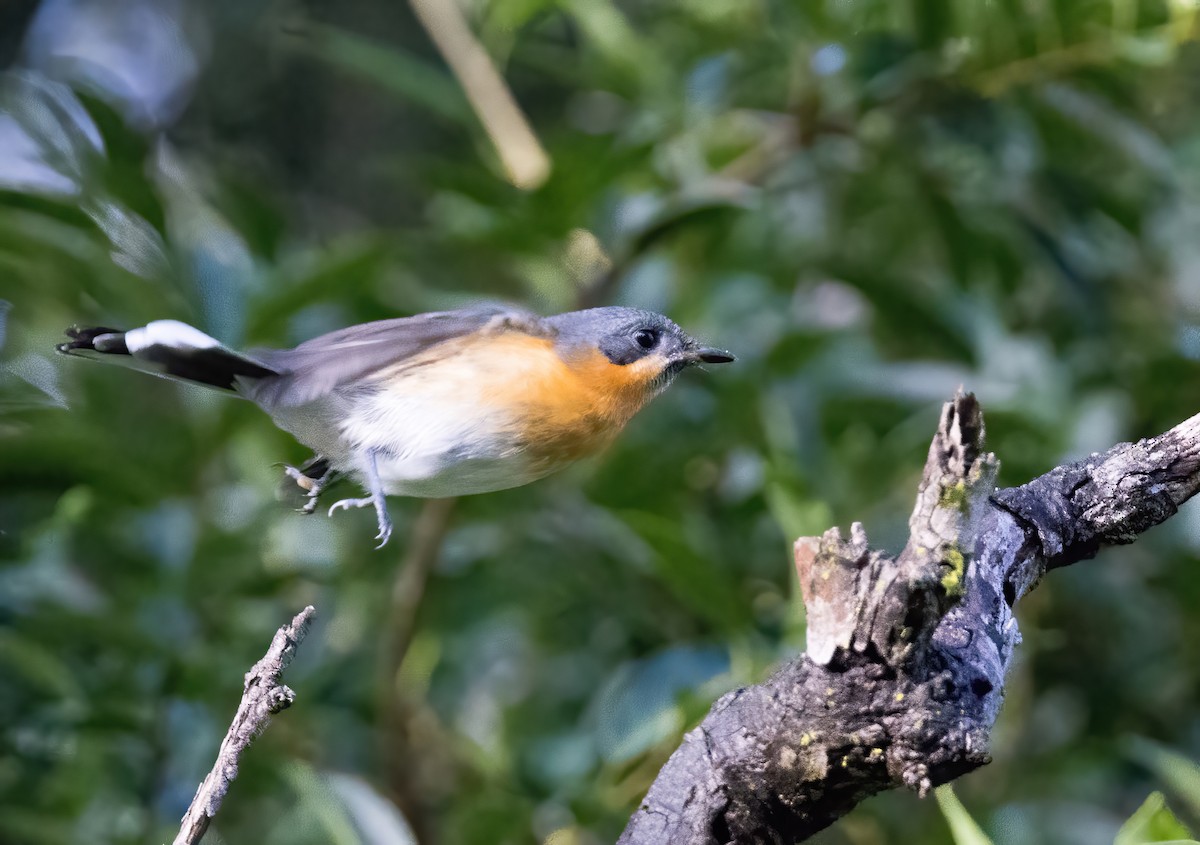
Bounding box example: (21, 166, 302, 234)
(56, 304, 734, 548)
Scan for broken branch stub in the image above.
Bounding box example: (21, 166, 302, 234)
(620, 393, 999, 845)
(796, 392, 998, 670)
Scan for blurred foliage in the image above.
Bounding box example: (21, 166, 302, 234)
(1113, 792, 1196, 844)
(4, 0, 1200, 843)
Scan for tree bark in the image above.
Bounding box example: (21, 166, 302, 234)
(620, 392, 1200, 844)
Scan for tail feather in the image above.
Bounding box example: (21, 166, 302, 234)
(57, 320, 278, 392)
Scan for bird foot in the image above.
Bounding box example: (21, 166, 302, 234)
(328, 496, 394, 549)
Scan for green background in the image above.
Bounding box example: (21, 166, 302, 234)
(3, 0, 1200, 842)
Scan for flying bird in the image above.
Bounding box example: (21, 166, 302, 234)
(57, 305, 734, 547)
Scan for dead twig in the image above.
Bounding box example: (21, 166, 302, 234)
(173, 605, 316, 845)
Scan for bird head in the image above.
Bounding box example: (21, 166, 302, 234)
(545, 306, 734, 398)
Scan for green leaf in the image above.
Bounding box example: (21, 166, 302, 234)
(1114, 791, 1197, 845)
(935, 784, 995, 845)
(1127, 738, 1200, 821)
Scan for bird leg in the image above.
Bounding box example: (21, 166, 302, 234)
(327, 449, 393, 549)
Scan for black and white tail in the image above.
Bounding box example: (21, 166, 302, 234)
(56, 320, 278, 392)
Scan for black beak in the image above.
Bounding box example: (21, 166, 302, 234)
(693, 347, 735, 364)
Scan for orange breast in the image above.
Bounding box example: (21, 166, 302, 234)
(475, 334, 662, 467)
(372, 330, 663, 471)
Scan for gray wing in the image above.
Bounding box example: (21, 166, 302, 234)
(247, 304, 546, 407)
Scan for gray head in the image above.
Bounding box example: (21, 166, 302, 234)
(545, 306, 734, 391)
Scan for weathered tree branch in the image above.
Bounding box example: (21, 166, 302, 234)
(620, 393, 1200, 844)
(173, 605, 316, 845)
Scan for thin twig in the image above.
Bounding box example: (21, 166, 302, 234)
(408, 0, 550, 189)
(173, 606, 316, 845)
(970, 15, 1199, 96)
(378, 497, 458, 705)
(376, 497, 458, 845)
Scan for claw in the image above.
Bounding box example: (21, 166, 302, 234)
(327, 496, 394, 548)
(328, 497, 373, 516)
(375, 518, 393, 550)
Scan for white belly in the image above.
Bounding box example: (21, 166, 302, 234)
(266, 390, 553, 499)
(375, 448, 549, 497)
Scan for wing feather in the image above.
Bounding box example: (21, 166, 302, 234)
(247, 304, 547, 407)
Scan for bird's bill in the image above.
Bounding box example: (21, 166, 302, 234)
(693, 347, 735, 364)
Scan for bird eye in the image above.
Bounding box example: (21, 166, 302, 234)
(633, 328, 659, 350)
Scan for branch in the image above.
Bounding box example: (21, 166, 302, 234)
(408, 0, 550, 189)
(377, 497, 458, 706)
(620, 393, 1200, 844)
(377, 497, 458, 845)
(173, 605, 316, 845)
